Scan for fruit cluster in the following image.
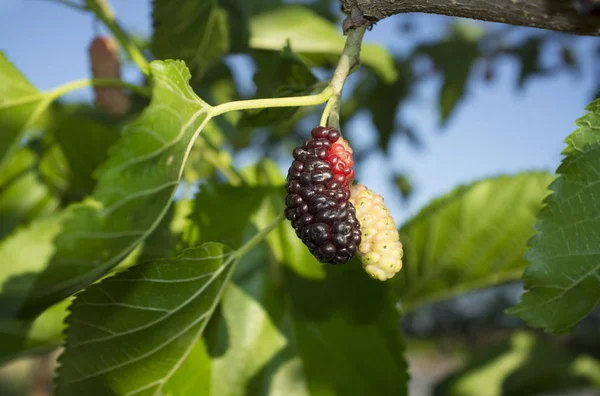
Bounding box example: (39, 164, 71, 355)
(284, 127, 361, 264)
(349, 184, 403, 280)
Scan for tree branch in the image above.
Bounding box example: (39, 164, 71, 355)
(341, 0, 600, 36)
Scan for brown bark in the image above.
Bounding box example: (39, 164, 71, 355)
(341, 0, 600, 36)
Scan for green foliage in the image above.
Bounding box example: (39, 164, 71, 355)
(365, 62, 413, 151)
(0, 299, 69, 364)
(240, 44, 319, 127)
(398, 172, 554, 312)
(187, 178, 409, 395)
(249, 5, 398, 83)
(2, 1, 599, 395)
(55, 243, 234, 396)
(512, 37, 545, 88)
(40, 105, 121, 201)
(508, 99, 600, 333)
(416, 24, 482, 123)
(434, 332, 597, 396)
(18, 60, 213, 317)
(0, 148, 58, 239)
(152, 0, 247, 80)
(0, 213, 64, 317)
(0, 52, 48, 174)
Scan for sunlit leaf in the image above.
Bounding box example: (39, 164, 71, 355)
(249, 5, 398, 83)
(55, 243, 234, 396)
(434, 332, 592, 396)
(0, 52, 49, 174)
(0, 213, 64, 317)
(205, 283, 287, 396)
(508, 99, 600, 333)
(19, 60, 213, 317)
(398, 172, 554, 312)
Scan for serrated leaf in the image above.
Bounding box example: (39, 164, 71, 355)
(152, 0, 248, 80)
(239, 45, 319, 127)
(55, 243, 234, 396)
(507, 99, 600, 333)
(0, 148, 58, 239)
(416, 24, 481, 124)
(0, 52, 51, 174)
(19, 60, 213, 317)
(398, 172, 554, 312)
(249, 5, 398, 83)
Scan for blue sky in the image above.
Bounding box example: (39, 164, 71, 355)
(0, 0, 596, 224)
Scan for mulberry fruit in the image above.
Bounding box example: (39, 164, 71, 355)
(284, 126, 361, 264)
(349, 184, 403, 281)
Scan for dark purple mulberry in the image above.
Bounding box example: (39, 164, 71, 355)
(284, 126, 361, 264)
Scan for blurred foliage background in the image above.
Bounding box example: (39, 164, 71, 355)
(0, 0, 599, 395)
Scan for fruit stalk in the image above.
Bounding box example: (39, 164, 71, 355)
(322, 24, 368, 128)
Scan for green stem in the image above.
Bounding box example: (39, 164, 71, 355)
(47, 77, 151, 100)
(85, 0, 150, 75)
(235, 213, 285, 258)
(210, 87, 333, 117)
(320, 98, 336, 127)
(323, 25, 367, 128)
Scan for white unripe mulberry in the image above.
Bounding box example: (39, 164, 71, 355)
(349, 184, 403, 281)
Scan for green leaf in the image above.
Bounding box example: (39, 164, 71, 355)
(0, 52, 49, 174)
(0, 299, 70, 365)
(239, 45, 319, 128)
(398, 172, 554, 312)
(41, 104, 121, 200)
(189, 181, 408, 395)
(394, 173, 413, 201)
(434, 332, 592, 396)
(283, 263, 409, 395)
(0, 148, 58, 239)
(416, 24, 481, 124)
(19, 60, 213, 317)
(185, 184, 275, 248)
(249, 5, 398, 83)
(152, 0, 249, 79)
(205, 283, 287, 396)
(512, 37, 545, 89)
(0, 213, 64, 317)
(55, 243, 234, 396)
(507, 99, 600, 333)
(134, 199, 193, 264)
(365, 62, 412, 151)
